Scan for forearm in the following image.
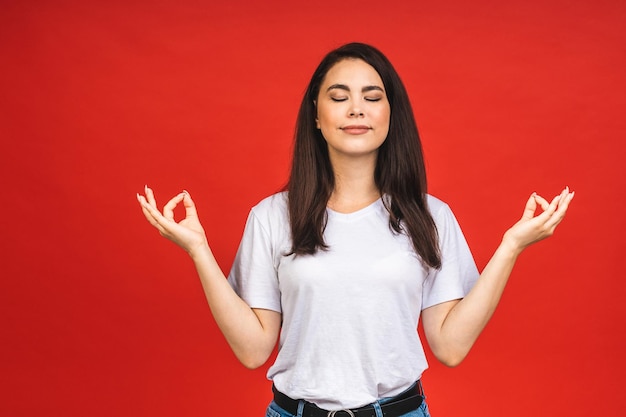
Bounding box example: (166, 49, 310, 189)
(189, 245, 278, 369)
(137, 188, 279, 368)
(423, 188, 573, 366)
(436, 240, 521, 365)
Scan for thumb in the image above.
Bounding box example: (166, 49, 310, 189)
(520, 192, 538, 221)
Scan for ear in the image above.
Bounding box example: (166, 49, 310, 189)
(313, 100, 320, 129)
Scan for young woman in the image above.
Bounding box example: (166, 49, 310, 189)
(137, 43, 574, 417)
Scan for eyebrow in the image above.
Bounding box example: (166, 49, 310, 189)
(326, 84, 384, 93)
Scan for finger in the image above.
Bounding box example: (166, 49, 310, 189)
(527, 188, 567, 225)
(539, 189, 573, 232)
(137, 194, 163, 221)
(533, 194, 550, 211)
(550, 187, 570, 213)
(556, 186, 569, 207)
(544, 190, 575, 229)
(145, 185, 158, 208)
(544, 189, 567, 216)
(137, 194, 168, 233)
(162, 192, 186, 221)
(554, 188, 573, 212)
(140, 205, 168, 234)
(520, 193, 538, 220)
(182, 190, 199, 219)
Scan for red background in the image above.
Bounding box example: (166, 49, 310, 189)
(1, 0, 624, 416)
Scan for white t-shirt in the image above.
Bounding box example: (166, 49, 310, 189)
(228, 192, 478, 409)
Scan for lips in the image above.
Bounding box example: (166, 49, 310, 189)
(341, 125, 371, 135)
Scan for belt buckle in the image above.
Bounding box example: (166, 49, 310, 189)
(327, 410, 355, 417)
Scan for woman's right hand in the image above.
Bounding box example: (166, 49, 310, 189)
(137, 185, 209, 257)
(137, 186, 281, 368)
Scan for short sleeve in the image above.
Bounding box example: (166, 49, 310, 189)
(422, 198, 479, 310)
(227, 209, 282, 313)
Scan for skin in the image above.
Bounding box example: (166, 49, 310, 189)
(315, 58, 390, 212)
(139, 186, 281, 369)
(137, 58, 574, 369)
(421, 189, 573, 365)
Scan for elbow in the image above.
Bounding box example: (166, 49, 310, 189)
(429, 336, 476, 368)
(240, 357, 266, 370)
(240, 361, 265, 371)
(229, 334, 278, 370)
(438, 355, 465, 368)
(434, 349, 470, 368)
(236, 351, 271, 370)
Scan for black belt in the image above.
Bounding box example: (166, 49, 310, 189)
(272, 381, 424, 417)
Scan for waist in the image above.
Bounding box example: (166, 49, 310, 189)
(272, 381, 424, 417)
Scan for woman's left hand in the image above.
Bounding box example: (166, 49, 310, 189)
(502, 187, 575, 255)
(423, 187, 574, 366)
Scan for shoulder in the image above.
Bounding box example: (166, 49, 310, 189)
(242, 192, 291, 250)
(251, 191, 288, 215)
(248, 191, 290, 232)
(425, 194, 452, 220)
(425, 194, 466, 233)
(425, 194, 472, 246)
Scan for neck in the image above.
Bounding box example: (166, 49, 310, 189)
(328, 153, 380, 213)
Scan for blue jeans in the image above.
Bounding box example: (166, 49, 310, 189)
(265, 392, 431, 417)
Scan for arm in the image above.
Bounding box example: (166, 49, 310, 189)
(422, 187, 575, 367)
(137, 186, 281, 369)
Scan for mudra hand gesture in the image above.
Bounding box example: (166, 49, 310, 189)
(137, 184, 574, 258)
(137, 185, 209, 257)
(502, 187, 574, 255)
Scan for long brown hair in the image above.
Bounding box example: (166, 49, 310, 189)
(286, 43, 441, 269)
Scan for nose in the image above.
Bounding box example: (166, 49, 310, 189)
(349, 105, 364, 117)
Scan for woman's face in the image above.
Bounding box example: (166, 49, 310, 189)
(315, 58, 390, 162)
